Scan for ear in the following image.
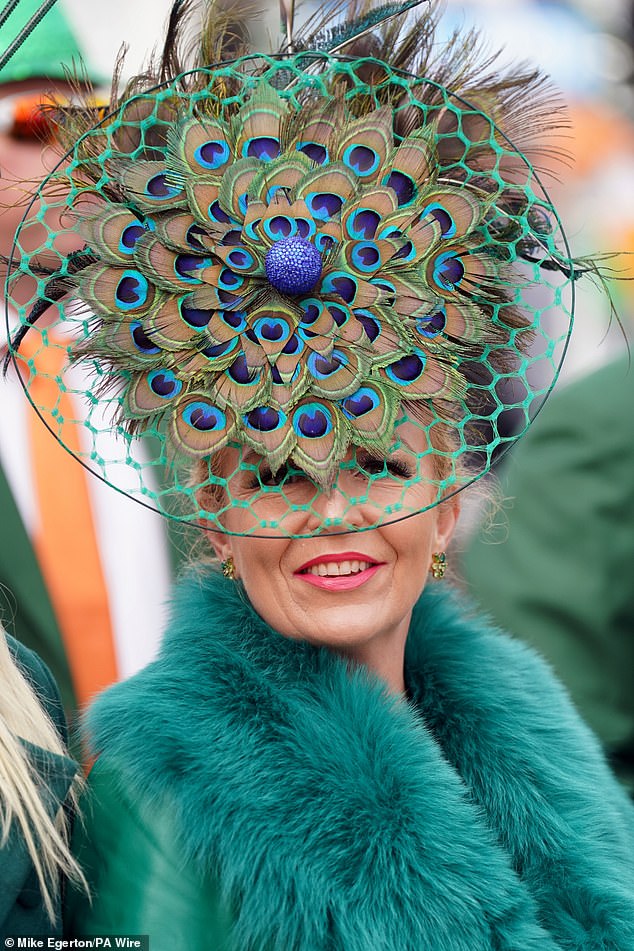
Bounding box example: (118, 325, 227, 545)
(434, 494, 460, 551)
(207, 530, 233, 564)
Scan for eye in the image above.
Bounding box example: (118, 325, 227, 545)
(356, 458, 387, 477)
(354, 452, 415, 481)
(256, 464, 309, 488)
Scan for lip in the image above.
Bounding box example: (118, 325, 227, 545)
(295, 551, 381, 573)
(294, 551, 384, 592)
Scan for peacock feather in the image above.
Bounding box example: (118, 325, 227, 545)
(5, 0, 577, 533)
(57, 76, 535, 487)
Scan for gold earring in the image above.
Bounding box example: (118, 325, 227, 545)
(430, 551, 447, 580)
(221, 556, 236, 580)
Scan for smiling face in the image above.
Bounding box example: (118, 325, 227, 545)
(207, 421, 460, 686)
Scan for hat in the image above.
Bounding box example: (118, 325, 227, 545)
(5, 0, 579, 538)
(0, 0, 101, 85)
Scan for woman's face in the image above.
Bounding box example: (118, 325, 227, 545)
(209, 421, 459, 661)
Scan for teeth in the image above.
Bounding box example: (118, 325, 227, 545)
(306, 560, 372, 577)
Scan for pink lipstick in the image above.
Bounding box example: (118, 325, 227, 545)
(295, 552, 383, 591)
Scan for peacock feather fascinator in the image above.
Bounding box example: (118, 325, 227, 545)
(5, 0, 580, 537)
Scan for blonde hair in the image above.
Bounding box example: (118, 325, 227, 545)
(0, 626, 86, 922)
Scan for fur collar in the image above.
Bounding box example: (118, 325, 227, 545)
(86, 570, 634, 951)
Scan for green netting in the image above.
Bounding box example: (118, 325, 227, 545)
(6, 53, 573, 538)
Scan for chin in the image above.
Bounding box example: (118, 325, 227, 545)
(285, 607, 385, 650)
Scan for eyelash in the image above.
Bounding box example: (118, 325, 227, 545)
(246, 465, 307, 489)
(355, 456, 415, 480)
(242, 455, 415, 492)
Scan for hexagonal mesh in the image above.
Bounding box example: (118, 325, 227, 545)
(5, 53, 573, 538)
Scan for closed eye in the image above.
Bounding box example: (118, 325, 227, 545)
(354, 451, 415, 480)
(252, 464, 311, 488)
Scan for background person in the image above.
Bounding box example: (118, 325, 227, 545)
(0, 0, 173, 719)
(0, 622, 84, 938)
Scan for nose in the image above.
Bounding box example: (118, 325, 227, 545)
(302, 480, 367, 535)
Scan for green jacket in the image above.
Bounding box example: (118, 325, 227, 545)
(1, 637, 78, 939)
(67, 570, 634, 950)
(0, 462, 76, 713)
(462, 357, 634, 791)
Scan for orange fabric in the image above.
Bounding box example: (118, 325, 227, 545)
(24, 333, 118, 708)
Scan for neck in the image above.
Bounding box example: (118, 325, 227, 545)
(335, 615, 410, 696)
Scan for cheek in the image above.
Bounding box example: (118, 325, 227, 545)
(231, 537, 287, 592)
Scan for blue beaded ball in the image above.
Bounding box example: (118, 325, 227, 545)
(265, 237, 323, 296)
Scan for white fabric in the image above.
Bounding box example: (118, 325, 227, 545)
(0, 311, 171, 679)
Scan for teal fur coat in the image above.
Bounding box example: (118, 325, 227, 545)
(68, 569, 634, 950)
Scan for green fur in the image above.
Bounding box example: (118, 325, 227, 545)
(83, 570, 634, 950)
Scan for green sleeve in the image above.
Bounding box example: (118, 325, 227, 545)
(65, 758, 235, 950)
(0, 462, 76, 714)
(461, 360, 634, 790)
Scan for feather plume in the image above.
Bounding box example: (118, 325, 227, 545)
(6, 0, 589, 502)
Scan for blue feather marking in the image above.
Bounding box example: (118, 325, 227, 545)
(118, 223, 147, 255)
(208, 200, 233, 224)
(353, 309, 380, 341)
(305, 192, 343, 221)
(328, 303, 351, 327)
(417, 309, 447, 338)
(147, 368, 182, 399)
(130, 321, 160, 354)
(244, 406, 287, 432)
(254, 316, 292, 343)
(320, 271, 357, 304)
(299, 299, 323, 328)
(432, 252, 465, 291)
(314, 232, 338, 253)
(292, 403, 333, 438)
(383, 170, 416, 206)
(182, 401, 226, 431)
(219, 310, 248, 333)
(351, 242, 382, 273)
(243, 217, 261, 242)
(115, 270, 150, 311)
(296, 142, 329, 165)
(385, 351, 426, 385)
(340, 385, 381, 419)
(281, 333, 304, 356)
(307, 349, 348, 379)
(174, 255, 212, 283)
(220, 229, 242, 246)
(422, 202, 457, 239)
(342, 144, 380, 178)
(227, 354, 262, 385)
(346, 208, 380, 240)
(263, 216, 296, 241)
(391, 240, 416, 264)
(145, 173, 183, 201)
(217, 268, 245, 292)
(295, 218, 316, 239)
(194, 140, 230, 171)
(202, 338, 239, 359)
(242, 137, 280, 162)
(225, 248, 256, 271)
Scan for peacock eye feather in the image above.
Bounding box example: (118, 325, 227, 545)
(11, 42, 574, 532)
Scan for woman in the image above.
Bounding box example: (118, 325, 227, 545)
(0, 624, 83, 938)
(5, 1, 634, 947)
